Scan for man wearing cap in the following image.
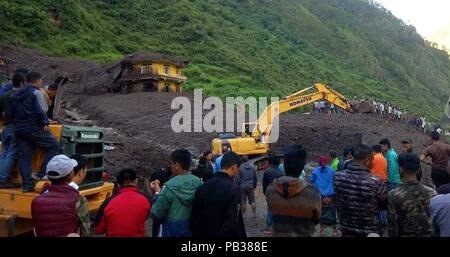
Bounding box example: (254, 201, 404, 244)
(31, 155, 90, 237)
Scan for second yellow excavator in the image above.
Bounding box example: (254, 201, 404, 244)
(212, 83, 353, 157)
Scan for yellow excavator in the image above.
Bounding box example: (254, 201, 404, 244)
(0, 72, 114, 236)
(212, 83, 353, 157)
(0, 125, 114, 236)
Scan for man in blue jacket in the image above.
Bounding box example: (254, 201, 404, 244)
(0, 68, 29, 96)
(0, 73, 26, 189)
(11, 71, 60, 192)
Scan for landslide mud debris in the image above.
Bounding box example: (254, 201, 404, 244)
(0, 45, 432, 181)
(1, 45, 435, 236)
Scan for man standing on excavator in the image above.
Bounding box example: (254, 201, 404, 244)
(0, 73, 26, 189)
(41, 76, 67, 120)
(11, 71, 60, 192)
(41, 83, 58, 120)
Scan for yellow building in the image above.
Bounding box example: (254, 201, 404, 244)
(118, 52, 188, 93)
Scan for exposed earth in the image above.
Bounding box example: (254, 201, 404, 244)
(0, 45, 434, 236)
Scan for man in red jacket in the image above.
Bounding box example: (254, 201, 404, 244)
(94, 168, 151, 237)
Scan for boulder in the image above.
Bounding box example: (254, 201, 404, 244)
(354, 101, 373, 113)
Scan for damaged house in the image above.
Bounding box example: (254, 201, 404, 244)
(114, 52, 188, 93)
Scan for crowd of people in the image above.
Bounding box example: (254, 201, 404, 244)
(371, 99, 404, 121)
(25, 130, 450, 237)
(371, 99, 438, 135)
(313, 101, 343, 114)
(315, 97, 438, 136)
(259, 132, 450, 237)
(313, 98, 407, 121)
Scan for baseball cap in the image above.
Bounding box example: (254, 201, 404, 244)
(46, 155, 78, 179)
(401, 138, 412, 144)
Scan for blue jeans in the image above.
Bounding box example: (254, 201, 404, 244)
(266, 207, 273, 229)
(0, 124, 19, 182)
(16, 129, 60, 189)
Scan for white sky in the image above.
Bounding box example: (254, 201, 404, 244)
(376, 0, 450, 41)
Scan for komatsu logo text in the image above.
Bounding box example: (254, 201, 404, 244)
(289, 97, 312, 107)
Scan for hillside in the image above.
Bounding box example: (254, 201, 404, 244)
(1, 0, 450, 119)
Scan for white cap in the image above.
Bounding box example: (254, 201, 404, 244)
(46, 155, 78, 179)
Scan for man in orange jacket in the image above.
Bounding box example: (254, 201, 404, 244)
(371, 144, 388, 226)
(371, 145, 388, 182)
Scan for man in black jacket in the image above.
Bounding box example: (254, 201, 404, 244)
(192, 152, 214, 182)
(337, 148, 353, 171)
(334, 144, 387, 236)
(263, 154, 284, 194)
(190, 151, 246, 237)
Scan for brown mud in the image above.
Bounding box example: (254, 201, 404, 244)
(1, 45, 433, 236)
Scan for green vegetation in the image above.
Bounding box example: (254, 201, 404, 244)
(1, 0, 449, 120)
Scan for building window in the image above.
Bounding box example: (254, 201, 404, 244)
(144, 82, 157, 92)
(176, 67, 180, 75)
(164, 64, 170, 75)
(141, 64, 152, 74)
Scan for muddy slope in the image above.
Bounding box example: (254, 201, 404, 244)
(0, 45, 431, 179)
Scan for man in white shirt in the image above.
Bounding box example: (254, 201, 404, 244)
(388, 105, 393, 119)
(69, 154, 88, 191)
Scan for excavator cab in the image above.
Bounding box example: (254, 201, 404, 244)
(0, 124, 114, 237)
(242, 122, 257, 137)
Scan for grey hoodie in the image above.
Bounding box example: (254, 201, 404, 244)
(237, 161, 257, 190)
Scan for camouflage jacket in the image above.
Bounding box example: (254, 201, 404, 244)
(388, 181, 436, 237)
(76, 195, 91, 236)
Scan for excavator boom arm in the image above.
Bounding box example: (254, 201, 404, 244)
(251, 83, 351, 138)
